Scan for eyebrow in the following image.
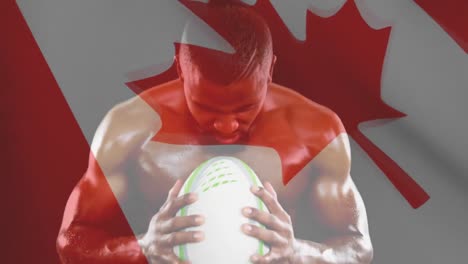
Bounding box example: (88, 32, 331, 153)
(192, 100, 224, 113)
(192, 99, 257, 113)
(233, 102, 257, 112)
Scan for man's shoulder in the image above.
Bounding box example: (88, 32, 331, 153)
(107, 79, 183, 123)
(137, 80, 186, 114)
(269, 85, 351, 176)
(90, 92, 162, 159)
(108, 94, 161, 127)
(267, 84, 351, 178)
(268, 83, 345, 136)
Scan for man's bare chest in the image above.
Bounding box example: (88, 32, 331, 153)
(134, 140, 311, 212)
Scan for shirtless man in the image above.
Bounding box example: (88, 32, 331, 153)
(56, 2, 373, 263)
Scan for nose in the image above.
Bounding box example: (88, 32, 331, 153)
(213, 116, 239, 135)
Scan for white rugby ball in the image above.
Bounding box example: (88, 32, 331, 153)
(174, 156, 270, 264)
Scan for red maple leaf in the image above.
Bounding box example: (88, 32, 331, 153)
(127, 0, 430, 209)
(254, 0, 430, 209)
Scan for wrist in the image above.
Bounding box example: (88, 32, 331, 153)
(290, 239, 305, 264)
(291, 239, 327, 264)
(137, 236, 149, 256)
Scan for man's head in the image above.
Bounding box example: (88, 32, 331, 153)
(175, 1, 276, 144)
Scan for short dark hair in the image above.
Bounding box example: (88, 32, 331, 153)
(178, 1, 273, 85)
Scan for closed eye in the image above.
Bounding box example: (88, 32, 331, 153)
(235, 104, 257, 112)
(193, 102, 222, 113)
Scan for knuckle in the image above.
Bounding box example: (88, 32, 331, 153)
(163, 218, 175, 231)
(173, 216, 191, 230)
(183, 193, 196, 204)
(183, 217, 194, 229)
(166, 234, 176, 245)
(268, 232, 276, 242)
(251, 225, 260, 235)
(271, 190, 278, 199)
(174, 232, 185, 243)
(264, 196, 274, 205)
(280, 210, 290, 219)
(156, 209, 165, 218)
(275, 233, 284, 244)
(153, 216, 165, 230)
(275, 256, 285, 264)
(172, 198, 184, 209)
(160, 203, 170, 215)
(268, 214, 276, 223)
(169, 256, 179, 264)
(183, 193, 192, 201)
(249, 208, 259, 218)
(151, 214, 160, 224)
(167, 188, 174, 197)
(258, 187, 267, 197)
(174, 217, 186, 229)
(166, 200, 175, 210)
(155, 220, 164, 233)
(154, 237, 164, 249)
(146, 244, 155, 254)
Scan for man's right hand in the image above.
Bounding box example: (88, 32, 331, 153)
(139, 180, 205, 264)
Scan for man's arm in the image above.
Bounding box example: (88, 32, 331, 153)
(240, 108, 372, 263)
(294, 133, 373, 264)
(56, 97, 160, 264)
(243, 133, 373, 264)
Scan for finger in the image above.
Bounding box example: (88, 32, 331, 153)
(145, 245, 184, 264)
(175, 254, 192, 264)
(159, 215, 205, 234)
(156, 253, 192, 264)
(150, 254, 174, 264)
(251, 186, 287, 220)
(242, 224, 287, 247)
(263, 182, 277, 199)
(167, 179, 184, 200)
(153, 253, 191, 264)
(159, 231, 204, 247)
(242, 207, 286, 232)
(251, 253, 284, 264)
(161, 193, 198, 218)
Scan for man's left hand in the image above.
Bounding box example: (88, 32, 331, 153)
(242, 182, 298, 264)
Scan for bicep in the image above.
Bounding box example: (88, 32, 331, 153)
(61, 97, 160, 230)
(60, 153, 128, 231)
(309, 174, 369, 237)
(56, 158, 138, 257)
(308, 133, 369, 237)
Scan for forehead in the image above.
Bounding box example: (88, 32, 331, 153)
(187, 67, 267, 103)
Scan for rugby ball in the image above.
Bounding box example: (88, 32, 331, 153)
(174, 156, 270, 263)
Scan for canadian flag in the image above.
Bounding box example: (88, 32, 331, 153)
(2, 0, 467, 263)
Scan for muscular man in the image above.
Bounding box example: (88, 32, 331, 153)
(57, 2, 373, 263)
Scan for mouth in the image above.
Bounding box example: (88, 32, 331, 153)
(214, 133, 241, 144)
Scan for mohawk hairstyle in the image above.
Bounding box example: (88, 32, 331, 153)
(178, 0, 273, 85)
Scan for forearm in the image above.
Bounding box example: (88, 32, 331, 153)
(292, 235, 373, 264)
(57, 224, 147, 264)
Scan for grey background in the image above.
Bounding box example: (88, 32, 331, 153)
(17, 0, 468, 263)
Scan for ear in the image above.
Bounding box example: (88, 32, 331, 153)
(268, 55, 277, 82)
(174, 55, 184, 82)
